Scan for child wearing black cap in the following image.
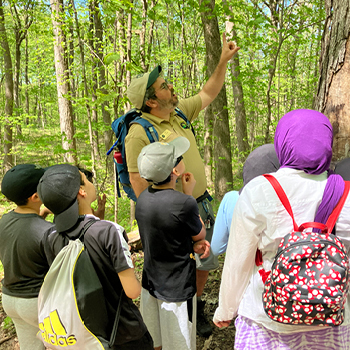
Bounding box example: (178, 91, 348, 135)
(136, 137, 210, 350)
(38, 164, 153, 349)
(0, 164, 54, 350)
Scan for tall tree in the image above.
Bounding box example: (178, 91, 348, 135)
(0, 0, 14, 171)
(88, 0, 100, 161)
(224, 1, 249, 162)
(70, 0, 96, 176)
(50, 0, 77, 164)
(93, 1, 113, 163)
(200, 0, 233, 200)
(10, 0, 33, 136)
(314, 0, 350, 161)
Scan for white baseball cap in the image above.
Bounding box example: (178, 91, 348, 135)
(137, 137, 190, 183)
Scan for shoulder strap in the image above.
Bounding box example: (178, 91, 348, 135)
(108, 290, 124, 346)
(175, 107, 196, 136)
(78, 217, 123, 344)
(325, 181, 350, 233)
(131, 117, 158, 142)
(77, 218, 96, 241)
(263, 174, 298, 231)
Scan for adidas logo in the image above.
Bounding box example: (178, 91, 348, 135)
(38, 310, 77, 346)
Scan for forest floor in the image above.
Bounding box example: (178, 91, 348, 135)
(0, 250, 235, 350)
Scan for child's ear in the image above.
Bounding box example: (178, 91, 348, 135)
(172, 167, 181, 177)
(29, 192, 41, 203)
(77, 187, 87, 198)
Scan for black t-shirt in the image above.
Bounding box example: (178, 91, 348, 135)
(43, 215, 148, 345)
(0, 211, 54, 298)
(136, 187, 202, 302)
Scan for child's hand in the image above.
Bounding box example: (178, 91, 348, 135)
(182, 172, 196, 196)
(193, 239, 210, 259)
(92, 194, 106, 220)
(40, 207, 52, 219)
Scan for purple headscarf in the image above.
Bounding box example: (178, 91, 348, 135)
(274, 109, 344, 225)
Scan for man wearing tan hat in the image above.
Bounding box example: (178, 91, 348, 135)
(125, 33, 239, 338)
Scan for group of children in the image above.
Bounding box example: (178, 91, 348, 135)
(0, 136, 209, 350)
(2, 109, 350, 350)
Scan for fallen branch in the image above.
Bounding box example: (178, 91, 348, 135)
(0, 335, 15, 345)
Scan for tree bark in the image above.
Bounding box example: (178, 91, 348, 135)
(10, 1, 33, 136)
(200, 0, 233, 200)
(126, 2, 136, 226)
(140, 0, 148, 71)
(203, 104, 214, 189)
(25, 35, 29, 123)
(93, 1, 113, 173)
(50, 0, 77, 164)
(88, 0, 100, 161)
(71, 0, 96, 176)
(224, 9, 249, 162)
(314, 0, 350, 161)
(264, 0, 284, 143)
(0, 0, 14, 171)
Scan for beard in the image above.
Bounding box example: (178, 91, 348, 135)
(157, 89, 179, 110)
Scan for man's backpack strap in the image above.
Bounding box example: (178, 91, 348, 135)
(131, 117, 158, 142)
(175, 107, 195, 136)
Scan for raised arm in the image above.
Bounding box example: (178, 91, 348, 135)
(198, 32, 240, 110)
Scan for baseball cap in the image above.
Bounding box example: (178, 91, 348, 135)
(37, 164, 81, 232)
(126, 65, 162, 109)
(1, 164, 46, 203)
(137, 136, 190, 183)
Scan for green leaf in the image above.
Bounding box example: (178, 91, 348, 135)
(104, 53, 120, 65)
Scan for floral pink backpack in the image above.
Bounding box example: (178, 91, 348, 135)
(262, 174, 350, 326)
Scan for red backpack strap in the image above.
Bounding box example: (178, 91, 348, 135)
(325, 180, 350, 233)
(263, 174, 298, 231)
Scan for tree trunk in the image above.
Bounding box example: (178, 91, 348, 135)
(67, 5, 76, 121)
(11, 2, 33, 136)
(50, 0, 77, 164)
(140, 0, 148, 71)
(93, 1, 113, 173)
(203, 104, 214, 189)
(200, 0, 233, 201)
(166, 3, 174, 80)
(88, 0, 100, 161)
(126, 3, 132, 87)
(71, 0, 96, 176)
(126, 3, 135, 226)
(115, 9, 126, 115)
(25, 35, 29, 123)
(314, 0, 350, 161)
(146, 0, 156, 71)
(264, 0, 284, 143)
(14, 41, 21, 136)
(0, 0, 14, 171)
(224, 11, 249, 162)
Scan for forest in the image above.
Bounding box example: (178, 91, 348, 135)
(2, 0, 348, 230)
(0, 0, 349, 227)
(0, 0, 350, 348)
